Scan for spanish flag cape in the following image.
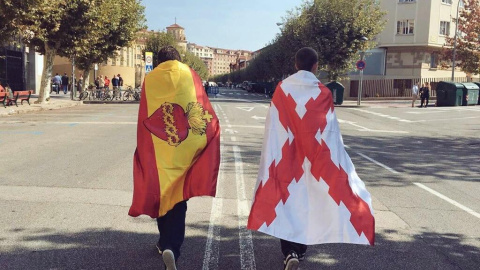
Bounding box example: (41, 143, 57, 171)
(247, 71, 375, 245)
(129, 60, 220, 218)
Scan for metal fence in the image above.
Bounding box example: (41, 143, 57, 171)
(350, 77, 477, 98)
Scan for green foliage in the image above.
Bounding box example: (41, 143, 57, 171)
(442, 0, 480, 75)
(224, 0, 385, 82)
(0, 0, 146, 102)
(75, 0, 146, 71)
(183, 50, 209, 80)
(142, 31, 177, 68)
(142, 31, 208, 80)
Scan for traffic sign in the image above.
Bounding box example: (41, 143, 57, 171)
(356, 60, 366, 70)
(145, 52, 153, 74)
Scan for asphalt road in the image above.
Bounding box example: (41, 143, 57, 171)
(0, 88, 479, 269)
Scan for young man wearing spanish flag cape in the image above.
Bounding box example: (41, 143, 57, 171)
(129, 46, 220, 270)
(247, 47, 375, 270)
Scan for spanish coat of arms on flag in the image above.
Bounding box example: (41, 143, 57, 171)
(247, 70, 375, 246)
(129, 60, 220, 218)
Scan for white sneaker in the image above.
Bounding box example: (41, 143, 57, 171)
(162, 249, 177, 270)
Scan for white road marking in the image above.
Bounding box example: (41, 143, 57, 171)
(409, 115, 480, 123)
(251, 115, 266, 120)
(202, 144, 225, 270)
(356, 152, 400, 174)
(414, 183, 480, 219)
(230, 125, 264, 129)
(233, 146, 256, 270)
(237, 107, 254, 112)
(349, 108, 414, 123)
(338, 119, 408, 134)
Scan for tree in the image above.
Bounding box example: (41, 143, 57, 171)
(225, 0, 385, 82)
(442, 0, 480, 75)
(142, 31, 177, 68)
(75, 0, 146, 90)
(142, 32, 208, 80)
(3, 0, 145, 103)
(183, 50, 208, 80)
(0, 0, 34, 45)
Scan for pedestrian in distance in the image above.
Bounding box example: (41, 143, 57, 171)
(420, 82, 430, 108)
(412, 82, 420, 107)
(129, 45, 220, 270)
(52, 73, 62, 94)
(61, 72, 69, 94)
(118, 74, 123, 91)
(247, 47, 375, 270)
(111, 74, 119, 99)
(104, 75, 110, 90)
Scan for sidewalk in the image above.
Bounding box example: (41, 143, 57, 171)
(341, 98, 437, 108)
(0, 94, 83, 117)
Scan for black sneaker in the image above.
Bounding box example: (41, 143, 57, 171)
(162, 249, 177, 270)
(155, 241, 162, 255)
(283, 251, 299, 270)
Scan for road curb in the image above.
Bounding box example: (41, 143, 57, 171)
(0, 101, 83, 117)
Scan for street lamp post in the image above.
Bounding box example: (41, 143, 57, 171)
(357, 36, 368, 106)
(451, 0, 464, 81)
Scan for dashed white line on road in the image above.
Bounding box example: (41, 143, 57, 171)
(202, 144, 225, 270)
(233, 146, 256, 270)
(356, 152, 400, 174)
(414, 183, 480, 219)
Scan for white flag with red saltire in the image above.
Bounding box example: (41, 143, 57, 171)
(247, 71, 375, 245)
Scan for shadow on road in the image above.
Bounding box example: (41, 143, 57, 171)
(1, 222, 478, 269)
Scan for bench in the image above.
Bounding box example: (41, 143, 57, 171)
(6, 90, 33, 107)
(0, 92, 7, 108)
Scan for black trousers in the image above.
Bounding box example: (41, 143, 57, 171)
(280, 239, 307, 257)
(156, 200, 187, 260)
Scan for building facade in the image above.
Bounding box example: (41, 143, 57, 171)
(360, 0, 473, 80)
(187, 43, 214, 75)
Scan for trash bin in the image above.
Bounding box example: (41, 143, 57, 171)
(435, 81, 463, 106)
(460, 82, 479, 106)
(325, 81, 345, 105)
(471, 82, 480, 105)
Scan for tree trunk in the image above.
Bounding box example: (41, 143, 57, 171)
(82, 65, 92, 91)
(36, 43, 56, 104)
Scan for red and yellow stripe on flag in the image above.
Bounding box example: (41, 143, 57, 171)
(128, 60, 220, 218)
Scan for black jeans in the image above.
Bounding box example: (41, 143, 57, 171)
(156, 200, 187, 260)
(280, 239, 307, 257)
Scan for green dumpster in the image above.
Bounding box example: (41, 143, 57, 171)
(435, 81, 463, 106)
(325, 81, 344, 105)
(461, 83, 479, 106)
(472, 82, 480, 105)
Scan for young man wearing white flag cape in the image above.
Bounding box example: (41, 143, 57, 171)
(247, 47, 375, 270)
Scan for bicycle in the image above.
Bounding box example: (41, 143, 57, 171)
(123, 86, 138, 101)
(79, 88, 89, 100)
(103, 88, 114, 101)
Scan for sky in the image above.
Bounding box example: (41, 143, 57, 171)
(141, 0, 302, 52)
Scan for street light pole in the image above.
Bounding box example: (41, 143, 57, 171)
(452, 0, 463, 81)
(357, 36, 368, 106)
(358, 52, 365, 106)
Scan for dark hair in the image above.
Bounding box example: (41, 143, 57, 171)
(157, 46, 181, 64)
(295, 47, 318, 71)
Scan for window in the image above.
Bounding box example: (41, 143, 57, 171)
(430, 53, 438, 68)
(397, 20, 415, 35)
(441, 0, 452, 4)
(440, 21, 450, 36)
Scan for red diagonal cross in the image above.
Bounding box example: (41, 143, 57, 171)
(248, 84, 374, 245)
